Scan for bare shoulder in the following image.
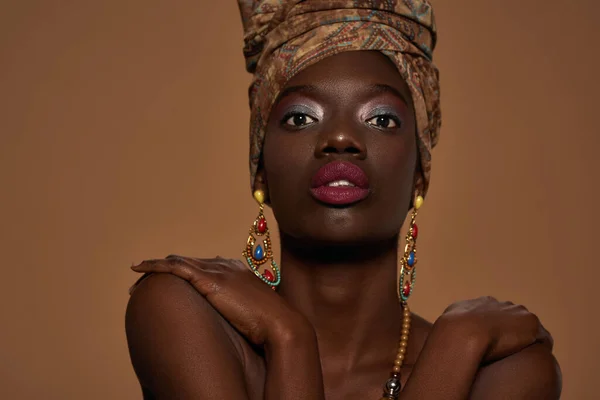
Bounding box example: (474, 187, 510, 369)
(405, 311, 434, 366)
(126, 272, 229, 333)
(125, 272, 252, 398)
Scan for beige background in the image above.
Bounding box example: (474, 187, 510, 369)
(1, 1, 598, 399)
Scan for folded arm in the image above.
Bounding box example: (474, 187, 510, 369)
(469, 342, 561, 399)
(126, 272, 325, 400)
(400, 312, 561, 400)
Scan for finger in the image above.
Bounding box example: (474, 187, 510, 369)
(133, 258, 223, 297)
(483, 295, 498, 303)
(187, 255, 233, 264)
(184, 256, 250, 275)
(166, 254, 214, 261)
(536, 324, 554, 350)
(165, 254, 213, 263)
(167, 254, 231, 266)
(131, 259, 168, 271)
(132, 259, 197, 282)
(157, 256, 247, 282)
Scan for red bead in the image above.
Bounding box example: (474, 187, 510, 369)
(412, 223, 418, 239)
(402, 281, 411, 297)
(263, 269, 275, 282)
(257, 218, 267, 233)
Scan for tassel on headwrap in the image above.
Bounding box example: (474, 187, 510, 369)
(238, 0, 441, 197)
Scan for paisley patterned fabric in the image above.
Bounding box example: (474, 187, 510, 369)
(238, 0, 441, 196)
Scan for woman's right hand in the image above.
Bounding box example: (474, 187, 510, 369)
(129, 255, 326, 400)
(435, 296, 554, 364)
(131, 255, 312, 347)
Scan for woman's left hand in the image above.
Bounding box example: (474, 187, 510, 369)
(131, 255, 311, 346)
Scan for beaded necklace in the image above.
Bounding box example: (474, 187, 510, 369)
(379, 303, 411, 399)
(380, 196, 421, 399)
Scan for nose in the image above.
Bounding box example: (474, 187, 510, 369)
(314, 119, 367, 160)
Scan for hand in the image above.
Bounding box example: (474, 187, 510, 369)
(131, 255, 312, 347)
(436, 296, 554, 364)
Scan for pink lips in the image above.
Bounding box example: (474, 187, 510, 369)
(310, 161, 370, 206)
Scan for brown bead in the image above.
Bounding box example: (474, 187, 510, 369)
(395, 353, 405, 361)
(394, 359, 403, 366)
(393, 365, 402, 373)
(401, 328, 410, 336)
(398, 340, 408, 348)
(401, 335, 409, 341)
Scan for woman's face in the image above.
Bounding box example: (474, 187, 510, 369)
(259, 50, 417, 245)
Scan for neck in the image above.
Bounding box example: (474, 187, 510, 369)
(277, 233, 403, 371)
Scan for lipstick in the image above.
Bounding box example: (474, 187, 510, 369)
(310, 161, 370, 206)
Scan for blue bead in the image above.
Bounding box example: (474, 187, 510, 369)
(254, 245, 264, 260)
(407, 252, 415, 266)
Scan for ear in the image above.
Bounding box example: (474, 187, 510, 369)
(253, 166, 270, 205)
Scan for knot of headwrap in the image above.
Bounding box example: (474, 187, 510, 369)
(238, 0, 441, 197)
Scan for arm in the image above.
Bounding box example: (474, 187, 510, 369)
(400, 298, 561, 400)
(400, 322, 561, 399)
(399, 317, 487, 399)
(469, 343, 561, 399)
(264, 322, 325, 400)
(126, 270, 325, 400)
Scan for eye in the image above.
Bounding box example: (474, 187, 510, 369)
(282, 113, 317, 128)
(366, 114, 402, 129)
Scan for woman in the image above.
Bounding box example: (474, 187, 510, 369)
(126, 1, 561, 399)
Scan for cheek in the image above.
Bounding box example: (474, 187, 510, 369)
(368, 131, 418, 225)
(261, 131, 313, 207)
(262, 132, 319, 237)
(373, 130, 417, 187)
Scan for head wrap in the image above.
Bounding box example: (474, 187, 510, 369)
(238, 0, 441, 197)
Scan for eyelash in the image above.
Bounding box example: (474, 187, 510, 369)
(366, 113, 402, 129)
(281, 112, 317, 128)
(280, 112, 403, 129)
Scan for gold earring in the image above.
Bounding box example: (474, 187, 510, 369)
(242, 190, 280, 289)
(399, 194, 423, 303)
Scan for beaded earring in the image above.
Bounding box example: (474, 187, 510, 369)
(242, 190, 281, 289)
(399, 194, 422, 302)
(380, 194, 423, 400)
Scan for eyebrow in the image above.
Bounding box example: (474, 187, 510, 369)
(273, 83, 409, 106)
(366, 84, 410, 106)
(273, 85, 318, 105)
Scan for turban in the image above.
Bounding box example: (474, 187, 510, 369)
(238, 0, 441, 197)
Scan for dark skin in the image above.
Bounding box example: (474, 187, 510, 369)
(126, 51, 562, 399)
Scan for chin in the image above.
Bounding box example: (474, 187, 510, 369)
(295, 207, 400, 246)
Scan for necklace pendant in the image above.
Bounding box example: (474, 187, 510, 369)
(381, 377, 401, 399)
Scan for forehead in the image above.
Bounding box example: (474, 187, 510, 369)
(282, 50, 412, 102)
